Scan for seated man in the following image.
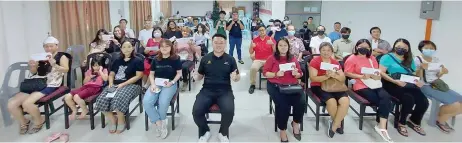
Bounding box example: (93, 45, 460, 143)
(248, 26, 275, 94)
(192, 33, 240, 142)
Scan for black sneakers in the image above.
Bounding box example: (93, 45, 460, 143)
(238, 60, 244, 64)
(336, 127, 344, 134)
(248, 85, 255, 94)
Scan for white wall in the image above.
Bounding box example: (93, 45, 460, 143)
(0, 1, 51, 84)
(171, 1, 212, 17)
(321, 1, 462, 93)
(109, 1, 130, 29)
(235, 1, 253, 17)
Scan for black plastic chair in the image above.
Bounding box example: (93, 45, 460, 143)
(144, 82, 180, 131)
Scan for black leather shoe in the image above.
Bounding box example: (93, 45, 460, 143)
(291, 121, 302, 141)
(249, 85, 255, 94)
(336, 127, 344, 134)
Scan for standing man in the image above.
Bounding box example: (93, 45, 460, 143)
(328, 22, 342, 43)
(119, 19, 135, 38)
(138, 19, 154, 47)
(306, 17, 317, 32)
(309, 25, 332, 54)
(226, 11, 245, 64)
(193, 33, 240, 142)
(368, 27, 391, 58)
(215, 11, 228, 38)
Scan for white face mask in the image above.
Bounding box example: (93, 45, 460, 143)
(154, 32, 162, 38)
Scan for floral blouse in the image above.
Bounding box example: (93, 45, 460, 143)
(89, 42, 109, 54)
(287, 36, 305, 56)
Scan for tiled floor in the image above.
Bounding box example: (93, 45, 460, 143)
(0, 39, 461, 142)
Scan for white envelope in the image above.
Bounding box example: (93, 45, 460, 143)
(201, 21, 206, 25)
(320, 62, 340, 71)
(169, 36, 176, 41)
(30, 53, 52, 61)
(400, 74, 420, 83)
(342, 52, 351, 57)
(428, 63, 442, 70)
(102, 35, 113, 41)
(176, 38, 192, 44)
(155, 78, 170, 86)
(279, 62, 295, 72)
(361, 67, 380, 75)
(271, 27, 278, 31)
(177, 23, 184, 27)
(146, 46, 159, 51)
(105, 91, 117, 98)
(195, 40, 203, 46)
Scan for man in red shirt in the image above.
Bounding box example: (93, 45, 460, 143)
(248, 26, 276, 94)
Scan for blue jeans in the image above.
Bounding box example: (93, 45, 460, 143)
(228, 36, 242, 60)
(143, 83, 178, 123)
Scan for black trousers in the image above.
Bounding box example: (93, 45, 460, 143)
(192, 88, 235, 137)
(267, 82, 306, 130)
(382, 80, 429, 125)
(355, 88, 392, 122)
(181, 60, 194, 82)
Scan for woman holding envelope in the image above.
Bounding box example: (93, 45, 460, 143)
(143, 40, 182, 139)
(414, 40, 462, 133)
(309, 42, 349, 138)
(143, 27, 164, 85)
(176, 27, 201, 91)
(263, 38, 305, 142)
(105, 25, 126, 54)
(344, 39, 393, 142)
(95, 41, 144, 134)
(379, 38, 428, 137)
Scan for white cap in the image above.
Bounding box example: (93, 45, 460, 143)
(43, 36, 59, 45)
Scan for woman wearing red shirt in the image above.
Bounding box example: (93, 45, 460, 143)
(309, 42, 349, 138)
(249, 26, 275, 94)
(143, 27, 163, 85)
(263, 38, 305, 142)
(344, 39, 392, 142)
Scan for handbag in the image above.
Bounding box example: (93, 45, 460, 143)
(360, 58, 382, 89)
(416, 56, 450, 92)
(321, 74, 348, 92)
(19, 75, 47, 94)
(278, 84, 303, 95)
(388, 53, 415, 80)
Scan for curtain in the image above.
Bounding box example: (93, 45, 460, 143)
(84, 1, 111, 54)
(50, 1, 86, 52)
(160, 0, 172, 18)
(129, 0, 152, 35)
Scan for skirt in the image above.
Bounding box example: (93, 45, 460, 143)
(95, 84, 141, 113)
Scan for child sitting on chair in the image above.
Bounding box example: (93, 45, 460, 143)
(64, 57, 108, 120)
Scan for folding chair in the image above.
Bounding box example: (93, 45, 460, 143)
(306, 89, 344, 131)
(200, 104, 228, 138)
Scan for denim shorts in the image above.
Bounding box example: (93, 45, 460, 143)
(40, 87, 59, 95)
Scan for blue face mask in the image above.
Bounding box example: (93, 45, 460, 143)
(422, 49, 436, 57)
(288, 31, 295, 36)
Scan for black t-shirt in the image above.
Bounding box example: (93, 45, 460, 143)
(150, 56, 182, 80)
(111, 57, 144, 85)
(198, 53, 238, 90)
(226, 20, 243, 38)
(163, 31, 183, 39)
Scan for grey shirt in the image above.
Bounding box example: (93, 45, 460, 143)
(368, 38, 392, 52)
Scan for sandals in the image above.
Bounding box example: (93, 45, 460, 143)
(445, 122, 455, 131)
(436, 121, 451, 134)
(406, 121, 426, 136)
(19, 120, 31, 135)
(115, 123, 126, 134)
(108, 123, 117, 134)
(374, 126, 393, 142)
(46, 132, 69, 143)
(28, 121, 45, 134)
(396, 125, 408, 137)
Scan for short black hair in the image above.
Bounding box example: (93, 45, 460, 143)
(340, 27, 351, 33)
(273, 19, 282, 24)
(193, 18, 199, 22)
(334, 22, 341, 25)
(212, 33, 227, 40)
(369, 27, 381, 34)
(119, 19, 128, 23)
(219, 11, 226, 15)
(303, 21, 308, 24)
(269, 19, 274, 23)
(308, 17, 313, 20)
(418, 40, 437, 52)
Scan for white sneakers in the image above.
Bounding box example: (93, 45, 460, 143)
(217, 133, 230, 142)
(197, 132, 229, 143)
(198, 131, 211, 142)
(374, 125, 393, 143)
(154, 119, 169, 139)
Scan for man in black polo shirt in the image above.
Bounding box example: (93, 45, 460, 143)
(226, 11, 245, 64)
(192, 33, 240, 142)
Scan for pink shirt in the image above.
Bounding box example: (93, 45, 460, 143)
(84, 68, 108, 86)
(344, 55, 379, 91)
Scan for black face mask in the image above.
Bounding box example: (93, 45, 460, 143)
(357, 47, 370, 55)
(395, 47, 408, 55)
(303, 25, 308, 28)
(317, 31, 325, 35)
(342, 34, 350, 39)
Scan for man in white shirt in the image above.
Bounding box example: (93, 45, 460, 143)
(309, 25, 332, 54)
(138, 19, 154, 47)
(119, 19, 135, 38)
(367, 27, 391, 57)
